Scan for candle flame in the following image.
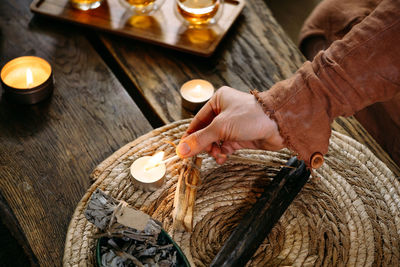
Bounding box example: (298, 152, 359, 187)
(145, 151, 165, 171)
(26, 68, 33, 88)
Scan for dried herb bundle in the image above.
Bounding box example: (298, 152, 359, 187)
(85, 189, 162, 243)
(100, 235, 180, 267)
(85, 188, 120, 231)
(85, 189, 187, 267)
(172, 156, 202, 232)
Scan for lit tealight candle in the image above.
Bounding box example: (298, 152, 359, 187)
(180, 79, 214, 112)
(1, 56, 54, 104)
(130, 151, 166, 192)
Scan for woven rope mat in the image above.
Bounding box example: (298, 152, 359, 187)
(63, 119, 400, 266)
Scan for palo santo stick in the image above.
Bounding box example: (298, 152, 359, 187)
(183, 157, 202, 229)
(173, 156, 202, 231)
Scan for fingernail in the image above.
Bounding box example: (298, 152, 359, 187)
(177, 142, 191, 156)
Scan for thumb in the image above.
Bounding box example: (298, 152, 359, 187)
(176, 124, 219, 158)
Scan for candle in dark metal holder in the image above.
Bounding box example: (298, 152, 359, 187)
(0, 56, 54, 104)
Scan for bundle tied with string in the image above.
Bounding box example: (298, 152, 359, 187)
(173, 156, 203, 232)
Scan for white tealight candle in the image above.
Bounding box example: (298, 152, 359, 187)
(180, 79, 214, 112)
(130, 152, 166, 192)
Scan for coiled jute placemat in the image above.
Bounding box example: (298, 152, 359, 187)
(63, 119, 400, 266)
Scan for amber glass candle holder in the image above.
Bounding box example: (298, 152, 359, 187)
(176, 0, 224, 26)
(120, 0, 165, 14)
(70, 0, 103, 10)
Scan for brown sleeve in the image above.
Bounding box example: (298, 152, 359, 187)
(258, 0, 400, 166)
(298, 0, 381, 48)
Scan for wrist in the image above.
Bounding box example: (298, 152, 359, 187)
(256, 80, 328, 169)
(249, 90, 284, 150)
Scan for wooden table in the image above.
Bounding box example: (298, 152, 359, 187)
(0, 0, 399, 266)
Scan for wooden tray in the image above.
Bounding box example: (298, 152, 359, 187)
(30, 0, 245, 57)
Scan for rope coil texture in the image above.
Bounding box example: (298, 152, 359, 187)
(63, 119, 400, 266)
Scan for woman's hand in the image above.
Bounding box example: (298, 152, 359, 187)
(176, 86, 285, 164)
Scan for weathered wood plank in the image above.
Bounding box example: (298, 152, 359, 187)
(0, 0, 152, 266)
(98, 0, 400, 175)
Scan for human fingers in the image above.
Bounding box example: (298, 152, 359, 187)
(215, 153, 227, 164)
(205, 143, 213, 153)
(224, 139, 284, 152)
(220, 142, 236, 155)
(209, 143, 228, 164)
(186, 99, 218, 135)
(177, 122, 220, 158)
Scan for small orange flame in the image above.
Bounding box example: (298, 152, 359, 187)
(145, 151, 165, 171)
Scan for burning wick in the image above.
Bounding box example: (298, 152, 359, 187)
(0, 56, 54, 104)
(145, 153, 180, 171)
(26, 68, 33, 88)
(144, 151, 165, 171)
(130, 152, 167, 192)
